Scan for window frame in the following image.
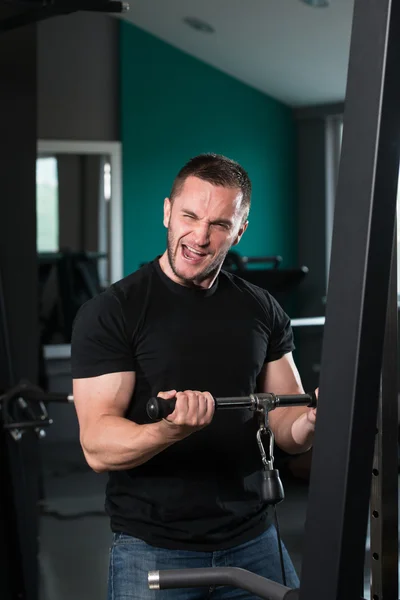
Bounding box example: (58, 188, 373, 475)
(37, 140, 123, 283)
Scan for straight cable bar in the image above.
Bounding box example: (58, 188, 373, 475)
(146, 392, 317, 421)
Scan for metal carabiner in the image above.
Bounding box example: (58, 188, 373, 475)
(256, 426, 275, 471)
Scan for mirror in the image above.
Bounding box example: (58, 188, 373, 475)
(36, 140, 122, 347)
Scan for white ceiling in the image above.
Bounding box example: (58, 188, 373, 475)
(121, 0, 354, 107)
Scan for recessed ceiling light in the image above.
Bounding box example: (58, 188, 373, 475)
(300, 0, 330, 6)
(183, 17, 215, 34)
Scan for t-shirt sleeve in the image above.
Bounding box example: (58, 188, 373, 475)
(265, 295, 295, 363)
(71, 291, 135, 378)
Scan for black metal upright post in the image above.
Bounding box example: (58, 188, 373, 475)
(0, 16, 39, 600)
(369, 225, 398, 600)
(299, 1, 400, 600)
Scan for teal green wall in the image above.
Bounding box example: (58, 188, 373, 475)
(121, 22, 297, 275)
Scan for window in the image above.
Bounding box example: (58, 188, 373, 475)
(104, 161, 111, 201)
(36, 157, 59, 253)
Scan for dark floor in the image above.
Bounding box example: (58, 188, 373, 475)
(37, 441, 397, 600)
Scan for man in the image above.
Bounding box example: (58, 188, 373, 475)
(71, 153, 317, 600)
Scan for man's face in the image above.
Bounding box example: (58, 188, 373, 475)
(163, 176, 248, 286)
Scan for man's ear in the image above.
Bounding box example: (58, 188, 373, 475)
(163, 198, 172, 228)
(232, 220, 249, 246)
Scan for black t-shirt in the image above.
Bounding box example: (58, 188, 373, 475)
(71, 258, 295, 551)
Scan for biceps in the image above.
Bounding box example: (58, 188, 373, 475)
(73, 371, 136, 433)
(258, 354, 306, 431)
(258, 353, 304, 394)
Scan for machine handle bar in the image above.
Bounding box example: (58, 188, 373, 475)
(146, 392, 317, 421)
(148, 567, 296, 600)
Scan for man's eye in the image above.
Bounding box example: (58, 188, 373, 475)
(183, 214, 194, 219)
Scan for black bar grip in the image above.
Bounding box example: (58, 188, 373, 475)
(148, 567, 291, 600)
(275, 392, 317, 408)
(146, 395, 252, 421)
(27, 390, 74, 404)
(215, 396, 254, 409)
(0, 383, 73, 405)
(147, 397, 177, 421)
(3, 419, 53, 430)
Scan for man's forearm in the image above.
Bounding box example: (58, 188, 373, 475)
(81, 415, 182, 472)
(290, 411, 314, 452)
(274, 409, 315, 455)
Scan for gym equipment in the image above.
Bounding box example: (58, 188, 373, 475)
(1, 380, 73, 441)
(223, 252, 283, 271)
(299, 0, 400, 597)
(223, 251, 308, 313)
(39, 250, 107, 344)
(148, 568, 295, 600)
(0, 1, 130, 34)
(369, 233, 398, 600)
(1, 251, 74, 600)
(146, 392, 317, 422)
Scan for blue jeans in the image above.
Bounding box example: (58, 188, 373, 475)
(107, 526, 299, 599)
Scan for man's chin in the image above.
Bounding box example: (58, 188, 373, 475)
(175, 266, 205, 284)
(173, 260, 212, 285)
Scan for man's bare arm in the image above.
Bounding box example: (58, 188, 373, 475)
(258, 353, 317, 454)
(73, 373, 214, 473)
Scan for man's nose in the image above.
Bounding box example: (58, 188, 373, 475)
(193, 222, 210, 246)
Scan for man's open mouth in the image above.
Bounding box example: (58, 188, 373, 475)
(181, 244, 207, 263)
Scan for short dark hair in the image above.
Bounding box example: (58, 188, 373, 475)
(170, 153, 252, 221)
